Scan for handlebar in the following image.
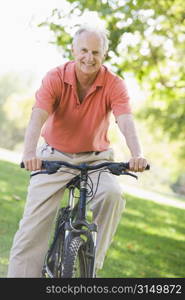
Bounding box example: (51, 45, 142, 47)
(20, 160, 150, 179)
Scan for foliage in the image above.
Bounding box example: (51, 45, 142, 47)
(0, 72, 34, 150)
(1, 94, 34, 150)
(0, 160, 185, 278)
(39, 0, 185, 157)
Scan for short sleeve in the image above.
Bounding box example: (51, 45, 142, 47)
(109, 77, 132, 116)
(34, 68, 62, 114)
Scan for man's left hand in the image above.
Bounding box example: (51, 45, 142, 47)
(129, 157, 148, 172)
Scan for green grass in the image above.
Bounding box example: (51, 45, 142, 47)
(0, 160, 29, 277)
(99, 195, 185, 278)
(0, 160, 185, 278)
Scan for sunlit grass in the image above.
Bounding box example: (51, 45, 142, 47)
(0, 160, 185, 278)
(0, 160, 29, 277)
(99, 194, 185, 278)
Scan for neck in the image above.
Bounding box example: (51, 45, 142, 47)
(75, 66, 99, 88)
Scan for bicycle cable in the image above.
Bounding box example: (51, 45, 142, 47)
(86, 169, 110, 205)
(68, 168, 109, 205)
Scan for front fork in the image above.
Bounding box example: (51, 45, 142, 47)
(64, 186, 75, 240)
(65, 181, 98, 277)
(91, 230, 97, 277)
(83, 222, 98, 278)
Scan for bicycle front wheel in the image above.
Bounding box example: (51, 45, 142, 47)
(62, 236, 88, 278)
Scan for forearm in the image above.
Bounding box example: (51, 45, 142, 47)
(23, 108, 48, 158)
(116, 114, 143, 157)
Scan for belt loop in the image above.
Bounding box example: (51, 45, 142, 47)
(51, 147, 54, 154)
(41, 144, 48, 154)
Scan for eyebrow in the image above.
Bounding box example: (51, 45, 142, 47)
(80, 47, 99, 53)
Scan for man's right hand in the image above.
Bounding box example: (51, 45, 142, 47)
(21, 108, 49, 171)
(22, 156, 42, 171)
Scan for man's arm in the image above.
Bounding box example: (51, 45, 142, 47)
(22, 108, 49, 171)
(116, 114, 147, 172)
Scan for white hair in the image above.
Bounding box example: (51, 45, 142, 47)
(72, 24, 109, 54)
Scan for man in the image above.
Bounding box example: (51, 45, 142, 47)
(8, 25, 148, 277)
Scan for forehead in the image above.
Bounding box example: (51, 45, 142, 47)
(74, 31, 104, 50)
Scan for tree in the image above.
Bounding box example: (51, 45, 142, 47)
(39, 0, 185, 157)
(0, 72, 34, 150)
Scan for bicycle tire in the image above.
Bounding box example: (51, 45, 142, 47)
(42, 231, 65, 278)
(52, 232, 65, 277)
(62, 236, 88, 278)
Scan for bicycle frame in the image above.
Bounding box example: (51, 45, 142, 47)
(64, 169, 98, 277)
(43, 168, 98, 278)
(22, 160, 149, 278)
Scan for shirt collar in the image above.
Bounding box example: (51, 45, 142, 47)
(63, 61, 106, 87)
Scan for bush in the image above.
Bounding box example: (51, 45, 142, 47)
(171, 173, 185, 196)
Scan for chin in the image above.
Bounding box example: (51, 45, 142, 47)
(81, 66, 98, 74)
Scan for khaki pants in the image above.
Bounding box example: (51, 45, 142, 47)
(7, 144, 125, 277)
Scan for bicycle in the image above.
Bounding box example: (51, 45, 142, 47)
(21, 160, 149, 278)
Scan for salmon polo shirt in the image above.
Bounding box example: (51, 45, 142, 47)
(34, 61, 132, 153)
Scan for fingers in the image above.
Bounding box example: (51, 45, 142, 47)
(23, 157, 42, 171)
(129, 157, 148, 172)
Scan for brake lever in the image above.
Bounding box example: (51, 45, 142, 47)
(43, 161, 62, 174)
(107, 164, 138, 179)
(107, 163, 127, 175)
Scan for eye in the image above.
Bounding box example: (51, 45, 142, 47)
(81, 48, 88, 53)
(92, 51, 99, 55)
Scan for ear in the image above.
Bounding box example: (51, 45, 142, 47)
(104, 50, 108, 60)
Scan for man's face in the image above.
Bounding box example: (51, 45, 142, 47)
(72, 31, 105, 76)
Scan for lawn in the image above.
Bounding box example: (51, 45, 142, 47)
(0, 160, 185, 278)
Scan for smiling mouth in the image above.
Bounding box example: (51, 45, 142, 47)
(82, 62, 95, 66)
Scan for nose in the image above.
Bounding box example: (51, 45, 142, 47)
(86, 51, 94, 61)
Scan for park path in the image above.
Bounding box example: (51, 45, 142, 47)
(119, 182, 185, 210)
(1, 147, 185, 210)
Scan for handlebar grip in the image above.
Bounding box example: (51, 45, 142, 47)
(20, 161, 45, 169)
(125, 163, 150, 170)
